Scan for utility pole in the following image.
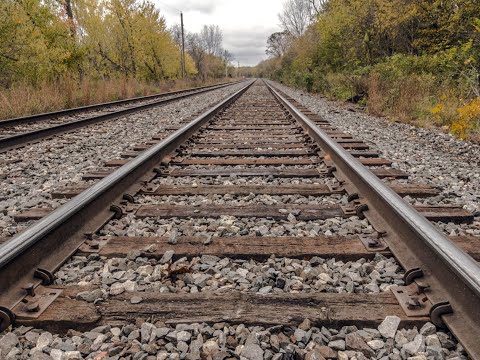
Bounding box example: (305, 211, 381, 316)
(225, 56, 228, 78)
(180, 12, 186, 79)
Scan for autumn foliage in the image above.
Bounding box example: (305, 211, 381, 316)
(258, 0, 480, 140)
(0, 0, 233, 119)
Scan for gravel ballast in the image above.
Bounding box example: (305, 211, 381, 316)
(0, 318, 468, 359)
(0, 81, 475, 360)
(151, 176, 337, 186)
(55, 252, 403, 296)
(100, 214, 375, 238)
(0, 85, 233, 137)
(0, 83, 246, 237)
(273, 82, 480, 237)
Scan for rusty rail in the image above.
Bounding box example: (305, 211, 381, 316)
(0, 80, 255, 332)
(265, 80, 480, 358)
(0, 80, 243, 128)
(0, 80, 246, 152)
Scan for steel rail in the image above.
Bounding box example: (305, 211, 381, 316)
(0, 80, 246, 152)
(265, 80, 480, 358)
(0, 80, 255, 331)
(0, 80, 242, 129)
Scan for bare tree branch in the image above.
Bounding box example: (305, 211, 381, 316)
(266, 31, 291, 57)
(200, 25, 223, 56)
(278, 0, 322, 37)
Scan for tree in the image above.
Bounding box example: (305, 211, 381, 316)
(0, 0, 233, 88)
(221, 49, 234, 76)
(0, 0, 78, 86)
(186, 33, 206, 77)
(170, 24, 182, 46)
(266, 31, 291, 57)
(278, 0, 318, 37)
(309, 0, 329, 15)
(200, 25, 223, 56)
(184, 24, 231, 79)
(222, 49, 234, 64)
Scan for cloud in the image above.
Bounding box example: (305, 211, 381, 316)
(156, 0, 284, 65)
(176, 0, 217, 14)
(157, 0, 217, 15)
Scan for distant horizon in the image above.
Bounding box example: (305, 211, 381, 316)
(156, 0, 283, 66)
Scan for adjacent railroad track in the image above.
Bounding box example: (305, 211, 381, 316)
(0, 80, 244, 152)
(0, 79, 478, 359)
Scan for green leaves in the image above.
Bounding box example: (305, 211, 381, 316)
(0, 0, 194, 87)
(474, 18, 480, 33)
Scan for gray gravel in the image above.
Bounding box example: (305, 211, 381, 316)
(151, 175, 336, 186)
(135, 194, 345, 206)
(0, 81, 473, 360)
(100, 214, 375, 238)
(0, 318, 468, 359)
(55, 252, 403, 296)
(0, 86, 223, 138)
(0, 83, 246, 237)
(273, 82, 480, 237)
(169, 163, 322, 170)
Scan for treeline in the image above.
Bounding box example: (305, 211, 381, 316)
(172, 24, 235, 80)
(0, 0, 235, 118)
(257, 0, 480, 140)
(0, 0, 236, 86)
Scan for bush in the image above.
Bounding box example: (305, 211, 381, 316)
(367, 72, 436, 122)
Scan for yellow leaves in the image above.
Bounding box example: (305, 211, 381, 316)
(452, 98, 480, 139)
(434, 97, 480, 139)
(430, 102, 445, 121)
(474, 18, 480, 33)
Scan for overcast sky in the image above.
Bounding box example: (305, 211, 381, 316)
(154, 0, 284, 66)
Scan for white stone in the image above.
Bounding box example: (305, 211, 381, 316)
(425, 334, 441, 348)
(123, 280, 138, 292)
(378, 316, 401, 338)
(36, 332, 53, 350)
(64, 351, 82, 360)
(403, 335, 425, 355)
(367, 339, 385, 350)
(237, 268, 249, 278)
(109, 282, 125, 295)
(202, 340, 219, 355)
(240, 343, 264, 360)
(407, 356, 427, 360)
(50, 349, 65, 360)
(176, 331, 191, 342)
(157, 351, 169, 360)
(318, 273, 332, 283)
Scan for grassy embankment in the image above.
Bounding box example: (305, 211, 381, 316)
(0, 77, 236, 120)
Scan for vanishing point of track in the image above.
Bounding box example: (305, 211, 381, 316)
(0, 80, 479, 358)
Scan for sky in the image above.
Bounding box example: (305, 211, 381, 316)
(154, 0, 284, 66)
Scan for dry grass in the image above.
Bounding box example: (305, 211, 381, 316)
(367, 73, 436, 123)
(0, 77, 234, 120)
(366, 74, 480, 141)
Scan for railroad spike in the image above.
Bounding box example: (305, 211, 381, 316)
(404, 267, 425, 285)
(123, 193, 135, 203)
(355, 203, 369, 218)
(34, 268, 55, 285)
(0, 307, 15, 333)
(430, 301, 453, 328)
(22, 283, 36, 297)
(347, 193, 359, 202)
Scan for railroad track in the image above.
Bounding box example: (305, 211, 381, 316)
(0, 80, 244, 152)
(0, 79, 478, 359)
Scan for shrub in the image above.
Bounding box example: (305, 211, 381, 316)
(452, 98, 480, 139)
